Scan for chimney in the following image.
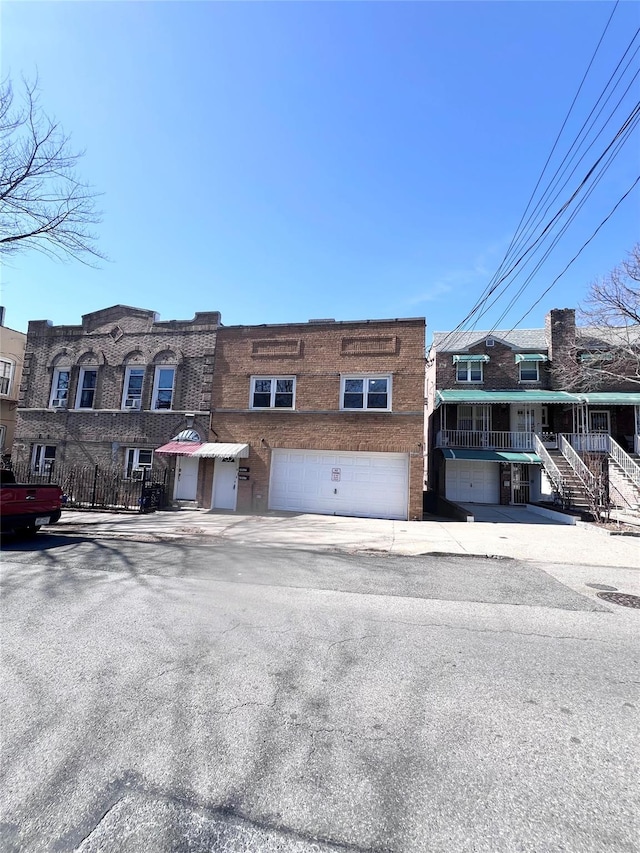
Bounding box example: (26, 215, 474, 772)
(0, 306, 5, 326)
(545, 308, 576, 389)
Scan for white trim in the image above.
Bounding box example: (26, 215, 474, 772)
(455, 360, 484, 383)
(151, 364, 176, 410)
(0, 358, 14, 396)
(518, 360, 540, 382)
(340, 374, 392, 411)
(32, 444, 57, 473)
(124, 447, 153, 479)
(121, 366, 145, 410)
(49, 368, 70, 409)
(250, 376, 296, 410)
(75, 366, 98, 409)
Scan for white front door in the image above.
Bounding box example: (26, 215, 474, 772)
(212, 458, 239, 510)
(174, 456, 199, 500)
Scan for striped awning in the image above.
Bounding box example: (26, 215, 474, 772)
(441, 449, 542, 464)
(192, 443, 250, 459)
(514, 353, 548, 363)
(452, 354, 490, 363)
(155, 441, 203, 456)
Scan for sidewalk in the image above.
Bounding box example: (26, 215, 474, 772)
(49, 507, 640, 569)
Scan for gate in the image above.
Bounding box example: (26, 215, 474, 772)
(511, 464, 530, 504)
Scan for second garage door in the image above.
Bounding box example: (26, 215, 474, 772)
(269, 449, 409, 520)
(445, 460, 499, 504)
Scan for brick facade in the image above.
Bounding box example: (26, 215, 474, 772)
(14, 306, 220, 477)
(200, 318, 426, 520)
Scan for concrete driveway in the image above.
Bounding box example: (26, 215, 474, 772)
(459, 504, 560, 523)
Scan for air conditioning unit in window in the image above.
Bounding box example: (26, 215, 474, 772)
(124, 398, 141, 410)
(52, 399, 67, 409)
(131, 468, 145, 480)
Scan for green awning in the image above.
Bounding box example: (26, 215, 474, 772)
(514, 353, 548, 363)
(575, 392, 640, 405)
(579, 352, 614, 363)
(441, 449, 542, 464)
(452, 354, 490, 363)
(437, 390, 580, 405)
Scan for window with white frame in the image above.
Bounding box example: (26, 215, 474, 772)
(122, 367, 145, 409)
(151, 366, 176, 410)
(32, 444, 56, 473)
(49, 369, 71, 408)
(519, 360, 539, 382)
(456, 360, 483, 382)
(541, 406, 549, 430)
(0, 425, 6, 451)
(341, 375, 391, 410)
(75, 367, 98, 409)
(251, 376, 295, 409)
(124, 448, 153, 479)
(0, 359, 14, 396)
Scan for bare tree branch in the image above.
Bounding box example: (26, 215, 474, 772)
(552, 244, 640, 390)
(0, 76, 105, 265)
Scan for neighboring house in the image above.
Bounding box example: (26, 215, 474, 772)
(13, 305, 220, 498)
(0, 309, 27, 456)
(182, 317, 426, 520)
(426, 308, 640, 512)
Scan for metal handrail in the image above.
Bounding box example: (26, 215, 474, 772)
(605, 435, 640, 490)
(558, 434, 596, 488)
(533, 434, 565, 500)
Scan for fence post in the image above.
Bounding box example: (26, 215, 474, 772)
(91, 464, 99, 508)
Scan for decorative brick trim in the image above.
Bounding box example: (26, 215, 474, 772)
(251, 339, 302, 358)
(341, 335, 398, 356)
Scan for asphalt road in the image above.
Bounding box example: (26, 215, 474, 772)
(1, 534, 639, 853)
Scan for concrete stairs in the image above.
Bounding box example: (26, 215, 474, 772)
(545, 448, 593, 514)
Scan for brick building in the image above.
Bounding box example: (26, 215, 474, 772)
(13, 305, 220, 492)
(426, 308, 640, 511)
(0, 309, 27, 456)
(188, 317, 426, 520)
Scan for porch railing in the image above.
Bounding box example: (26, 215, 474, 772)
(436, 430, 536, 451)
(558, 434, 596, 489)
(533, 434, 566, 503)
(564, 433, 640, 491)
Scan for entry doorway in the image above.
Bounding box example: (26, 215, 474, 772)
(511, 464, 531, 504)
(174, 456, 199, 501)
(212, 457, 239, 510)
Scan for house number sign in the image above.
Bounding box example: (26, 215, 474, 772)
(331, 468, 341, 481)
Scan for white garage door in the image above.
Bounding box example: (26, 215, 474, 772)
(269, 449, 409, 520)
(445, 461, 499, 504)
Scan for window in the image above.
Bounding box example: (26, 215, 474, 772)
(32, 445, 56, 474)
(75, 367, 98, 409)
(151, 366, 176, 410)
(251, 376, 295, 409)
(125, 448, 153, 479)
(519, 361, 539, 382)
(541, 407, 549, 430)
(0, 425, 6, 452)
(457, 405, 491, 432)
(0, 359, 14, 396)
(341, 375, 391, 410)
(122, 367, 145, 409)
(456, 361, 483, 382)
(49, 369, 71, 408)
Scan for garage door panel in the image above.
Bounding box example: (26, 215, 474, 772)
(269, 449, 408, 520)
(446, 461, 499, 504)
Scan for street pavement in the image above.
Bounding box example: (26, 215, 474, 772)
(49, 506, 640, 568)
(1, 534, 639, 853)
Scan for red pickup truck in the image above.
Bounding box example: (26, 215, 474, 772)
(0, 469, 64, 535)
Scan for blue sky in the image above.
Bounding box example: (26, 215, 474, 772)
(1, 1, 638, 340)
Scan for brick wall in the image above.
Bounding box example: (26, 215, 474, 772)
(435, 339, 552, 391)
(206, 318, 426, 520)
(14, 305, 219, 469)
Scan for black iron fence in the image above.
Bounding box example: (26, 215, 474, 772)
(6, 460, 169, 513)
